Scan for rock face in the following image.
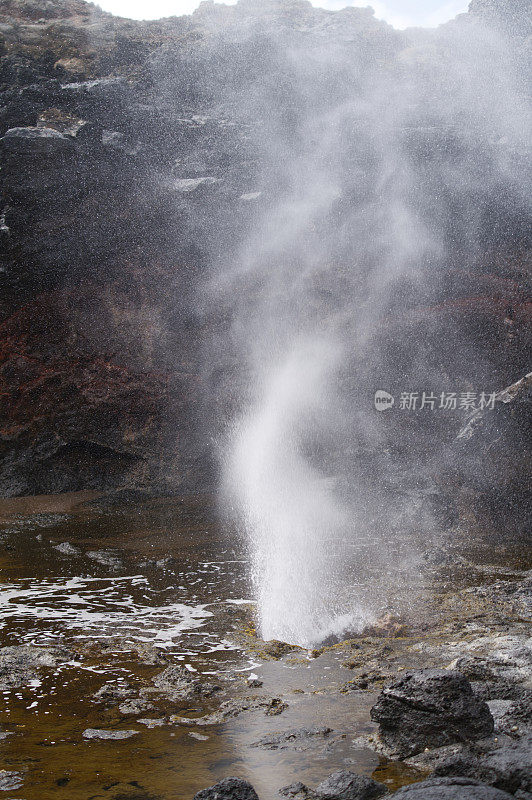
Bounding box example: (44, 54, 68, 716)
(370, 670, 494, 758)
(392, 776, 514, 799)
(193, 777, 259, 800)
(0, 0, 529, 503)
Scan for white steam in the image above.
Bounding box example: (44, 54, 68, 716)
(227, 339, 373, 647)
(207, 2, 530, 647)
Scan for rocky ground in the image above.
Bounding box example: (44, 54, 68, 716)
(1, 540, 530, 798)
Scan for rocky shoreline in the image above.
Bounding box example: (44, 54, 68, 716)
(1, 520, 530, 798)
(190, 562, 532, 798)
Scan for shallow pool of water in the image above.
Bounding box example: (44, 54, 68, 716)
(0, 493, 425, 799)
(2, 491, 523, 799)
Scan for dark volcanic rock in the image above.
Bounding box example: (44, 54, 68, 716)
(118, 698, 155, 715)
(193, 777, 259, 800)
(426, 735, 532, 796)
(314, 771, 388, 800)
(278, 772, 388, 800)
(151, 664, 221, 702)
(251, 726, 332, 750)
(476, 736, 532, 795)
(93, 681, 136, 703)
(279, 783, 309, 798)
(393, 776, 514, 799)
(370, 670, 494, 758)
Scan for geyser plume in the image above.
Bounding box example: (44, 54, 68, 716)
(228, 339, 370, 647)
(204, 0, 530, 647)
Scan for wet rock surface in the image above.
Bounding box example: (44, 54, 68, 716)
(251, 727, 333, 751)
(0, 644, 73, 689)
(370, 669, 494, 757)
(82, 728, 139, 740)
(313, 770, 388, 799)
(278, 771, 389, 800)
(0, 769, 24, 790)
(193, 777, 260, 800)
(151, 664, 222, 702)
(392, 776, 515, 798)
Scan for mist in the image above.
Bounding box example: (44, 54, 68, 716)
(178, 0, 531, 648)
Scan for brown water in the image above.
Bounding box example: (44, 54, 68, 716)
(3, 492, 518, 800)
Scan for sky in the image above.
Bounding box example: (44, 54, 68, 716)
(95, 0, 470, 29)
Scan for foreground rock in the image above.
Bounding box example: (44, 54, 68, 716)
(0, 645, 73, 689)
(82, 728, 138, 740)
(393, 776, 514, 798)
(151, 664, 222, 702)
(370, 670, 494, 757)
(0, 770, 23, 791)
(279, 772, 388, 800)
(193, 777, 259, 800)
(408, 734, 532, 796)
(313, 771, 388, 800)
(251, 727, 332, 750)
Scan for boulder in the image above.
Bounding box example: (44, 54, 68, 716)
(370, 670, 494, 757)
(279, 783, 309, 798)
(429, 735, 532, 796)
(279, 772, 388, 800)
(193, 777, 259, 800)
(314, 770, 388, 799)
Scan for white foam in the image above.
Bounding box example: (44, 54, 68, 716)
(0, 575, 213, 650)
